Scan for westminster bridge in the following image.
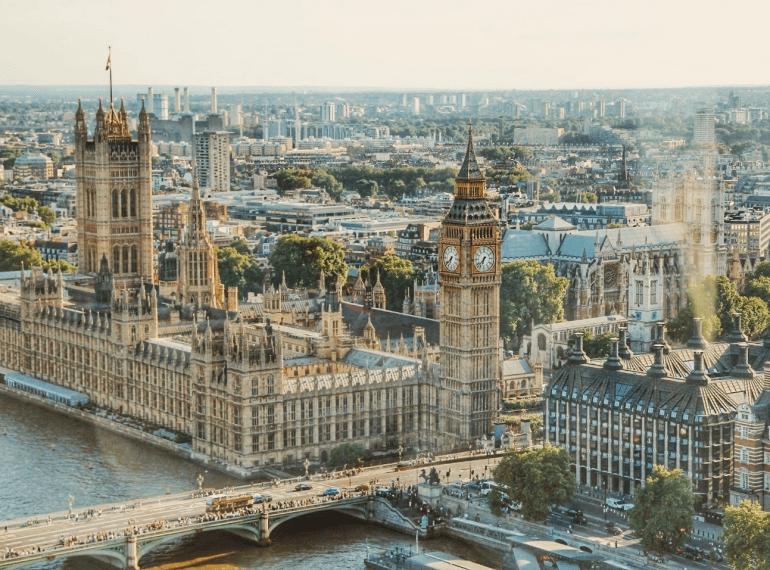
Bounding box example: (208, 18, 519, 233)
(0, 454, 501, 570)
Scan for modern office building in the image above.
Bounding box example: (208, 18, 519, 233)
(693, 108, 716, 146)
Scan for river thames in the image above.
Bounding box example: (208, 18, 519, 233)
(0, 396, 501, 569)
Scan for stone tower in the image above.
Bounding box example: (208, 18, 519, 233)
(75, 98, 154, 287)
(177, 166, 223, 310)
(438, 123, 501, 446)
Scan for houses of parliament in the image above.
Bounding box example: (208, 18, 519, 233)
(0, 100, 501, 475)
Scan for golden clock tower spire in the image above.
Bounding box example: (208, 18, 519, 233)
(437, 122, 501, 447)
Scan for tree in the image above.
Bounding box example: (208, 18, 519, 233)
(581, 330, 614, 358)
(310, 170, 343, 201)
(363, 255, 419, 311)
(722, 500, 770, 570)
(37, 205, 56, 226)
(328, 443, 367, 468)
(227, 238, 251, 255)
(667, 275, 740, 343)
(736, 296, 770, 339)
(217, 247, 264, 297)
(668, 275, 769, 342)
(500, 261, 568, 340)
(746, 275, 770, 306)
(492, 443, 575, 521)
(0, 240, 44, 271)
(273, 169, 312, 193)
(269, 235, 347, 289)
(628, 466, 695, 554)
(44, 259, 76, 273)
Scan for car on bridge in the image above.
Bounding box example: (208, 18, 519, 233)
(253, 494, 272, 504)
(294, 483, 312, 491)
(354, 484, 369, 492)
(323, 487, 341, 497)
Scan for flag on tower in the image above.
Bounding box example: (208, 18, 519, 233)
(105, 48, 111, 71)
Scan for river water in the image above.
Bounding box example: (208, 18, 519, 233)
(0, 396, 501, 570)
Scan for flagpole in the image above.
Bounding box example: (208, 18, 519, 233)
(108, 46, 112, 104)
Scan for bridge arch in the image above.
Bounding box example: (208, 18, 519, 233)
(268, 504, 368, 534)
(138, 523, 262, 561)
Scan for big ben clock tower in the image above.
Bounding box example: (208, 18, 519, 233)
(438, 123, 501, 447)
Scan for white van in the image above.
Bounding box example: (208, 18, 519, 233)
(480, 481, 509, 496)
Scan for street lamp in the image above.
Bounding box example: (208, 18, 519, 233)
(67, 494, 75, 517)
(197, 473, 204, 490)
(398, 445, 404, 463)
(468, 443, 473, 481)
(304, 458, 310, 480)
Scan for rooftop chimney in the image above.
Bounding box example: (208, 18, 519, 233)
(174, 88, 181, 114)
(603, 337, 623, 371)
(568, 332, 589, 365)
(647, 343, 666, 380)
(686, 350, 709, 386)
(732, 343, 755, 379)
(618, 327, 634, 360)
(184, 87, 190, 113)
(211, 87, 218, 114)
(687, 317, 709, 350)
(727, 313, 749, 343)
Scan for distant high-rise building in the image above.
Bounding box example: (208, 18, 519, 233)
(153, 94, 169, 120)
(618, 100, 626, 119)
(211, 88, 218, 114)
(693, 109, 716, 146)
(412, 97, 420, 116)
(194, 131, 230, 191)
(321, 102, 336, 122)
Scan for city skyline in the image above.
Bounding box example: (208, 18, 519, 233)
(3, 0, 770, 91)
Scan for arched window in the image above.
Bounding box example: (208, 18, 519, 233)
(112, 190, 119, 218)
(674, 198, 683, 220)
(113, 247, 120, 274)
(122, 245, 129, 274)
(130, 189, 137, 217)
(537, 333, 547, 351)
(121, 190, 128, 218)
(131, 246, 137, 273)
(659, 197, 667, 220)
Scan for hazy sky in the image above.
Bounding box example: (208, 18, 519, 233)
(2, 0, 769, 90)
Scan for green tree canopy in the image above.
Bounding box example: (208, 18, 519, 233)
(500, 261, 568, 339)
(722, 499, 770, 570)
(273, 169, 312, 193)
(628, 466, 695, 553)
(0, 240, 45, 271)
(310, 170, 343, 200)
(269, 235, 347, 289)
(581, 330, 614, 358)
(745, 275, 770, 306)
(363, 255, 419, 311)
(492, 443, 575, 521)
(328, 443, 368, 468)
(217, 247, 264, 297)
(37, 205, 56, 226)
(736, 295, 770, 339)
(668, 275, 769, 342)
(227, 238, 251, 255)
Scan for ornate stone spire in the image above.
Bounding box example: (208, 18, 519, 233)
(457, 121, 484, 181)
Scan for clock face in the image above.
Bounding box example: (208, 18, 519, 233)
(474, 246, 495, 272)
(443, 245, 459, 272)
